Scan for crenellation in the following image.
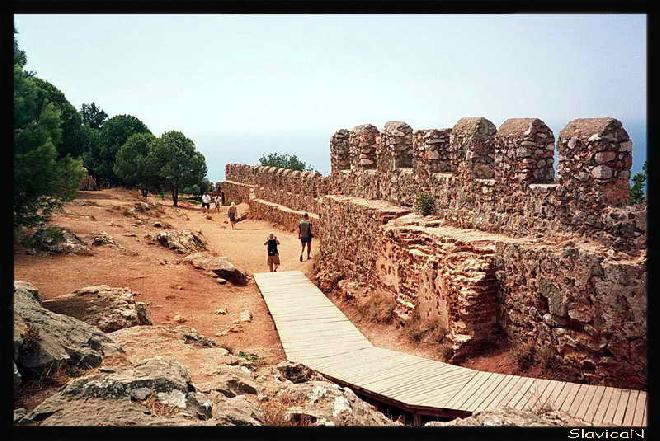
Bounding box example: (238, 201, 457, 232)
(495, 118, 555, 186)
(451, 117, 497, 180)
(330, 129, 351, 174)
(349, 124, 379, 170)
(558, 118, 631, 209)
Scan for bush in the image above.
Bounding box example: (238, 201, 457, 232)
(414, 192, 436, 215)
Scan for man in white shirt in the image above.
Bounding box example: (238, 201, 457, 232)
(201, 193, 211, 213)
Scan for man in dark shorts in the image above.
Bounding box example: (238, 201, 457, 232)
(298, 213, 312, 261)
(264, 232, 280, 272)
(228, 202, 237, 229)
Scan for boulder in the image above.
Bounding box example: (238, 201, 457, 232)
(17, 357, 213, 426)
(150, 230, 207, 254)
(276, 361, 315, 384)
(14, 281, 121, 379)
(43, 286, 152, 333)
(198, 365, 260, 398)
(184, 252, 248, 285)
(27, 226, 92, 255)
(210, 395, 264, 426)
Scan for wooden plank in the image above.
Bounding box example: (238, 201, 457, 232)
(582, 385, 607, 424)
(476, 375, 516, 411)
(612, 390, 632, 426)
(631, 392, 647, 427)
(486, 375, 525, 410)
(463, 373, 507, 410)
(622, 390, 639, 426)
(505, 376, 535, 410)
(382, 364, 472, 401)
(569, 384, 595, 418)
(444, 371, 491, 409)
(592, 387, 616, 426)
(602, 389, 624, 426)
(516, 379, 551, 411)
(556, 382, 581, 412)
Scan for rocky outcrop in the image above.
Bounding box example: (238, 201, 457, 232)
(183, 252, 248, 285)
(259, 363, 398, 426)
(42, 286, 152, 333)
(17, 357, 212, 426)
(425, 409, 589, 427)
(27, 226, 92, 255)
(14, 281, 121, 380)
(149, 230, 207, 254)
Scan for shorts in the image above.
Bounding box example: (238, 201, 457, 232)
(201, 202, 210, 209)
(229, 213, 236, 222)
(300, 236, 312, 244)
(268, 254, 280, 265)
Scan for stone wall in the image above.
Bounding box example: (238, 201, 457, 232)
(250, 198, 320, 233)
(220, 115, 646, 388)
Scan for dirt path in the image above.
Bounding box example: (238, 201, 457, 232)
(13, 189, 313, 366)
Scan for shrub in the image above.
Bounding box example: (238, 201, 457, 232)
(414, 192, 436, 215)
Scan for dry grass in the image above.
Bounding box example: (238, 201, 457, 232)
(260, 393, 312, 426)
(512, 342, 537, 373)
(355, 289, 397, 324)
(141, 394, 179, 417)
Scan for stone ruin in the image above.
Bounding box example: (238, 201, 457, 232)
(219, 117, 646, 389)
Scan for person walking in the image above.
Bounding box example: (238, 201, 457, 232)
(228, 202, 238, 229)
(214, 194, 221, 212)
(298, 213, 313, 261)
(201, 192, 211, 213)
(264, 232, 280, 272)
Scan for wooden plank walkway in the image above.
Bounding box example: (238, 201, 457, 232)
(255, 271, 647, 426)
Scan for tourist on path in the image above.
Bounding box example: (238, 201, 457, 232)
(228, 202, 238, 229)
(201, 192, 211, 213)
(214, 194, 221, 212)
(298, 213, 313, 261)
(264, 232, 281, 272)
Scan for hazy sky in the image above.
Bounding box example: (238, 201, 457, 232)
(15, 14, 647, 181)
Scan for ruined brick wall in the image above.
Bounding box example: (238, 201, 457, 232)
(220, 115, 646, 388)
(317, 204, 646, 388)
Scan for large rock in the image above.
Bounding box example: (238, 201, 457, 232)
(184, 252, 248, 285)
(43, 286, 152, 333)
(17, 357, 212, 426)
(150, 230, 207, 254)
(27, 226, 92, 255)
(197, 365, 260, 398)
(13, 281, 121, 379)
(425, 409, 589, 427)
(259, 365, 398, 426)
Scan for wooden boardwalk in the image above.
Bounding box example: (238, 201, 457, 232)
(255, 271, 647, 426)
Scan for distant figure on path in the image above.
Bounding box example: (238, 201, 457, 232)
(214, 194, 221, 212)
(228, 202, 237, 229)
(298, 213, 313, 261)
(201, 192, 211, 213)
(264, 232, 280, 272)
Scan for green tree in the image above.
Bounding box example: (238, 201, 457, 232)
(630, 161, 647, 205)
(113, 132, 158, 196)
(14, 35, 85, 227)
(31, 77, 85, 158)
(145, 131, 207, 206)
(91, 114, 151, 186)
(258, 152, 313, 171)
(80, 102, 108, 129)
